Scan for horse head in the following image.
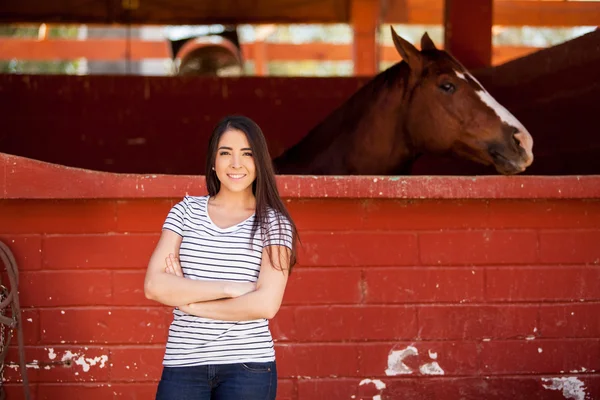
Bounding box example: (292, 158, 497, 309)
(391, 27, 534, 175)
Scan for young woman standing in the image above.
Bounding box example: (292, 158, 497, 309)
(144, 115, 298, 400)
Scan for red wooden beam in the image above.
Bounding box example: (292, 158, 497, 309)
(3, 153, 600, 200)
(0, 38, 540, 67)
(1, 0, 598, 26)
(444, 0, 493, 69)
(350, 0, 381, 76)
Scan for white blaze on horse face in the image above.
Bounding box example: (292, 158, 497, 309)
(454, 69, 534, 166)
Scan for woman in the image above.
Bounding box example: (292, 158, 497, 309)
(144, 115, 299, 400)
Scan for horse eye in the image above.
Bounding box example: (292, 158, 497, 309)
(439, 82, 456, 93)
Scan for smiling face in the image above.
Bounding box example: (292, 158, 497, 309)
(213, 128, 256, 194)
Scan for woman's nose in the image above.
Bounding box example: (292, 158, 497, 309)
(231, 154, 241, 168)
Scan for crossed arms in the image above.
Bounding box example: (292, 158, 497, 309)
(143, 229, 289, 321)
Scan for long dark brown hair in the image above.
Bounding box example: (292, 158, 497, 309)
(205, 115, 299, 272)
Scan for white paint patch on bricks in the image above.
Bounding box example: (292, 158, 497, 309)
(542, 377, 587, 400)
(385, 346, 418, 375)
(359, 378, 386, 400)
(359, 379, 386, 390)
(420, 361, 445, 375)
(62, 350, 109, 373)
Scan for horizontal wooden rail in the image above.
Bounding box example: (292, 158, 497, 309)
(2, 153, 600, 200)
(0, 38, 540, 66)
(0, 0, 598, 26)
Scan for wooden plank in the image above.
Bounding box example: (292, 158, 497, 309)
(351, 0, 381, 76)
(0, 38, 540, 66)
(445, 0, 493, 69)
(0, 0, 349, 24)
(384, 0, 600, 26)
(1, 0, 598, 26)
(493, 0, 600, 27)
(0, 38, 170, 60)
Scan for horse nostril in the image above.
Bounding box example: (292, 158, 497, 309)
(512, 133, 521, 147)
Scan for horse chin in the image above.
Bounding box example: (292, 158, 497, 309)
(490, 154, 528, 175)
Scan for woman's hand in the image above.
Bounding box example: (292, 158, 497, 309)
(165, 253, 183, 277)
(165, 253, 256, 299)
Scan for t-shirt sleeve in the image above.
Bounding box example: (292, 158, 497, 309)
(264, 210, 294, 250)
(162, 198, 187, 236)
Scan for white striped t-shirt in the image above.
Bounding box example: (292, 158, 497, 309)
(161, 195, 293, 367)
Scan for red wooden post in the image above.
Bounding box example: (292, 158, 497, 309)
(350, 0, 381, 76)
(444, 0, 493, 69)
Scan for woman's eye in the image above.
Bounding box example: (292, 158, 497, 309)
(219, 151, 229, 156)
(243, 152, 253, 157)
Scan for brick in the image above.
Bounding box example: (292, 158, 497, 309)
(419, 230, 538, 265)
(39, 308, 171, 344)
(358, 342, 478, 377)
(417, 305, 538, 340)
(109, 346, 164, 381)
(289, 199, 489, 231)
(297, 379, 361, 400)
(364, 267, 484, 303)
(116, 199, 174, 233)
(480, 376, 600, 400)
(20, 309, 41, 345)
(36, 383, 158, 399)
(112, 271, 156, 307)
(295, 378, 489, 400)
(480, 339, 600, 374)
(0, 234, 42, 270)
(293, 306, 417, 341)
(298, 232, 418, 267)
(271, 306, 297, 342)
(540, 230, 600, 264)
(486, 266, 600, 301)
(0, 200, 117, 234)
(539, 303, 600, 338)
(20, 271, 112, 307)
(1, 384, 37, 400)
(277, 379, 296, 400)
(283, 268, 362, 305)
(488, 200, 600, 229)
(43, 234, 159, 269)
(2, 345, 110, 383)
(276, 344, 359, 377)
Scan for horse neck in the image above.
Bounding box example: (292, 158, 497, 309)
(274, 63, 414, 175)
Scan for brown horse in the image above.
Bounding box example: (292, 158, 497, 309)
(273, 27, 534, 175)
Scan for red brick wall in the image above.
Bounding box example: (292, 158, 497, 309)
(1, 154, 600, 399)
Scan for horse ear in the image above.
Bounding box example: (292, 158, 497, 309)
(421, 32, 437, 51)
(390, 26, 422, 71)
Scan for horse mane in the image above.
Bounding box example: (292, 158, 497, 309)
(273, 62, 408, 172)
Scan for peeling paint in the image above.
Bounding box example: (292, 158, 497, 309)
(48, 348, 56, 360)
(62, 350, 108, 372)
(358, 378, 386, 400)
(542, 377, 587, 400)
(428, 350, 438, 360)
(419, 362, 445, 375)
(385, 346, 418, 375)
(570, 367, 588, 373)
(359, 379, 386, 390)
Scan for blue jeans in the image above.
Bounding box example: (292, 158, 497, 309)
(155, 362, 277, 400)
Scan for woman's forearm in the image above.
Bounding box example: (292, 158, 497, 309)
(144, 273, 233, 307)
(181, 289, 279, 321)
